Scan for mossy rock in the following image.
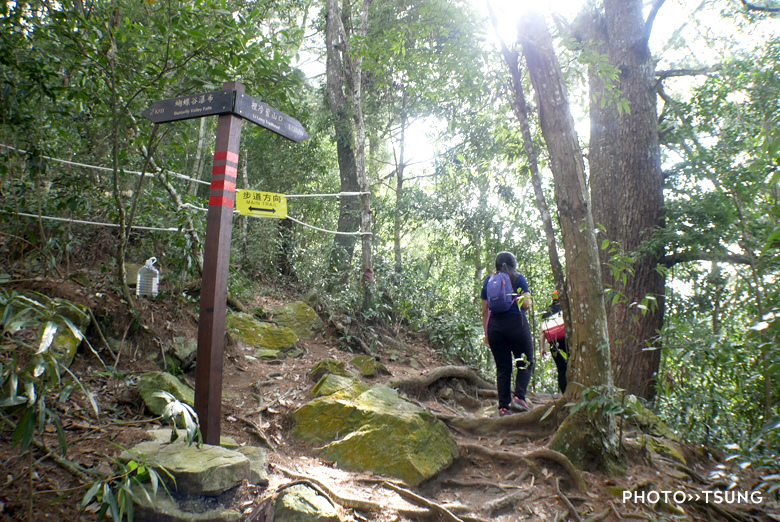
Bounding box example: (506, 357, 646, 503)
(119, 441, 250, 496)
(293, 383, 459, 485)
(274, 484, 339, 522)
(271, 301, 323, 339)
(351, 355, 391, 377)
(625, 396, 679, 441)
(310, 358, 350, 382)
(646, 435, 687, 465)
(311, 374, 370, 399)
(137, 371, 195, 416)
(131, 485, 242, 521)
(226, 312, 298, 350)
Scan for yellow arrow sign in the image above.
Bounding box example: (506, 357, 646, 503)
(235, 190, 287, 218)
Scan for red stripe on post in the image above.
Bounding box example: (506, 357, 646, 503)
(213, 151, 239, 164)
(209, 196, 235, 208)
(212, 165, 238, 176)
(210, 180, 236, 192)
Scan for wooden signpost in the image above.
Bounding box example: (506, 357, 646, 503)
(143, 81, 308, 444)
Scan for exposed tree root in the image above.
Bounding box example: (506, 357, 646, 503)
(554, 476, 583, 521)
(480, 488, 533, 517)
(440, 477, 527, 491)
(381, 480, 465, 522)
(689, 499, 766, 522)
(458, 443, 587, 494)
(387, 365, 495, 396)
(443, 403, 558, 438)
(272, 463, 382, 512)
(237, 415, 275, 449)
(331, 320, 372, 354)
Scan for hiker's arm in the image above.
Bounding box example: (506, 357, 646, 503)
(521, 292, 531, 311)
(481, 300, 489, 346)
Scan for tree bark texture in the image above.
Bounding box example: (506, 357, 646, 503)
(584, 1, 665, 400)
(352, 0, 374, 310)
(519, 11, 612, 393)
(326, 0, 360, 282)
(518, 11, 620, 472)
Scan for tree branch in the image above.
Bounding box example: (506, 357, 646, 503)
(655, 65, 722, 81)
(740, 0, 780, 12)
(662, 250, 752, 268)
(643, 0, 666, 45)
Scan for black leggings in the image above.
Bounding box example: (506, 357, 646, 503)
(550, 337, 568, 394)
(487, 312, 534, 409)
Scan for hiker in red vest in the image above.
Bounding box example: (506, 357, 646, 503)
(541, 290, 568, 394)
(481, 252, 534, 417)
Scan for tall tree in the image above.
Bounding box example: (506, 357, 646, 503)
(577, 0, 666, 400)
(514, 9, 620, 472)
(325, 0, 361, 286)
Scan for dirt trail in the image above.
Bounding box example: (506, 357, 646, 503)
(0, 276, 774, 521)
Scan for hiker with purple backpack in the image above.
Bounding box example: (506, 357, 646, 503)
(481, 252, 534, 417)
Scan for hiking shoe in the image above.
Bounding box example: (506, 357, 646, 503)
(499, 408, 512, 417)
(511, 396, 531, 412)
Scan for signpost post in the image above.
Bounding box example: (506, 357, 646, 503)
(143, 81, 308, 444)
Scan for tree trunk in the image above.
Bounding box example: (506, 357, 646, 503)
(325, 0, 360, 285)
(352, 0, 373, 311)
(583, 1, 665, 400)
(518, 10, 621, 474)
(189, 117, 208, 196)
(240, 150, 249, 265)
(394, 93, 408, 276)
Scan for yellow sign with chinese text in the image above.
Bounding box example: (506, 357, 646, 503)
(235, 190, 287, 219)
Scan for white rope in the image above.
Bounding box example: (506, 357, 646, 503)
(284, 215, 370, 236)
(5, 211, 189, 233)
(0, 143, 211, 186)
(1, 145, 376, 195)
(284, 191, 370, 198)
(3, 144, 369, 236)
(182, 202, 366, 236)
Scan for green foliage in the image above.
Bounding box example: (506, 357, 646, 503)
(81, 390, 198, 521)
(81, 452, 174, 522)
(0, 289, 99, 454)
(656, 313, 778, 449)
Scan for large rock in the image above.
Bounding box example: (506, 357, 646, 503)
(272, 301, 324, 339)
(293, 381, 458, 485)
(119, 441, 251, 496)
(145, 429, 238, 449)
(167, 337, 198, 371)
(137, 372, 195, 416)
(351, 355, 391, 378)
(310, 358, 350, 382)
(311, 374, 371, 400)
(274, 484, 339, 522)
(130, 485, 242, 522)
(237, 446, 269, 486)
(226, 312, 298, 351)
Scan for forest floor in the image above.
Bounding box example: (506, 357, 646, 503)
(0, 267, 777, 522)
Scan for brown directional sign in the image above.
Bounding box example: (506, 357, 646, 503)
(142, 90, 235, 123)
(143, 90, 309, 143)
(234, 93, 310, 142)
(142, 81, 308, 445)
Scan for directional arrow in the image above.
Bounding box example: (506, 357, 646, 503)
(235, 190, 287, 218)
(234, 93, 309, 142)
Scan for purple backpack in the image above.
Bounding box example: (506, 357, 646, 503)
(486, 272, 517, 313)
